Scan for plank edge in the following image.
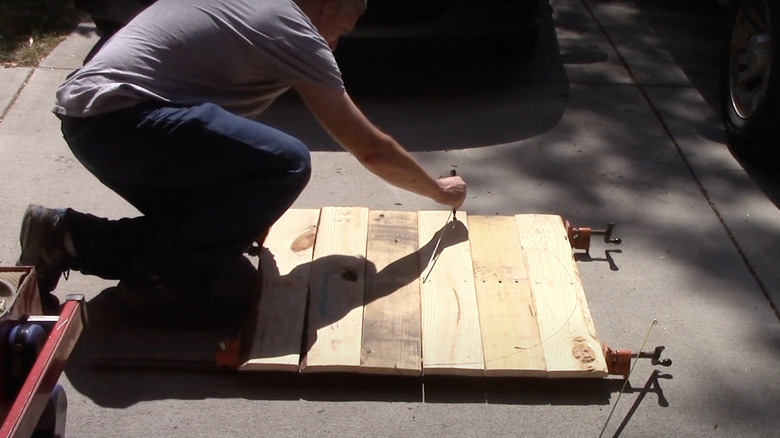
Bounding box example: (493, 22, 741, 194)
(239, 361, 300, 372)
(485, 368, 548, 378)
(300, 364, 364, 373)
(546, 368, 609, 378)
(356, 366, 422, 377)
(423, 367, 486, 377)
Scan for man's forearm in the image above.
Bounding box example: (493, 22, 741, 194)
(293, 83, 463, 206)
(354, 134, 444, 202)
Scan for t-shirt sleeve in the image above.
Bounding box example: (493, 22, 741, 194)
(261, 11, 345, 90)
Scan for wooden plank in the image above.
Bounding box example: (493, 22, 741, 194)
(417, 211, 484, 376)
(240, 208, 321, 371)
(514, 214, 608, 377)
(300, 207, 369, 372)
(468, 216, 547, 377)
(360, 210, 422, 376)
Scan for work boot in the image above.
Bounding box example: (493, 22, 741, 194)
(16, 204, 75, 313)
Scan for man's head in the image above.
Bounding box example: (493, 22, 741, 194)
(298, 0, 366, 49)
(335, 0, 367, 15)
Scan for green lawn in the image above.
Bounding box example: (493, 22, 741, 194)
(0, 0, 82, 66)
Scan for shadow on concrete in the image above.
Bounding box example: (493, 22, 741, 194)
(63, 217, 627, 409)
(607, 370, 673, 438)
(63, 364, 633, 408)
(65, 355, 627, 409)
(631, 0, 780, 207)
(58, 0, 763, 411)
(256, 6, 567, 152)
(470, 0, 780, 319)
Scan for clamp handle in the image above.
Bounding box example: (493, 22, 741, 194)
(592, 222, 622, 245)
(645, 346, 672, 367)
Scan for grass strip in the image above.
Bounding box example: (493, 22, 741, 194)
(0, 0, 82, 67)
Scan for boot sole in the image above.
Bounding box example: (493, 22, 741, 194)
(16, 204, 62, 293)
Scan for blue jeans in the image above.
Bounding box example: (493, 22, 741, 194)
(59, 102, 311, 287)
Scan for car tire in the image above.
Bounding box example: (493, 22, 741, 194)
(720, 0, 779, 158)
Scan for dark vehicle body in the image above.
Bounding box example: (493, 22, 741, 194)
(347, 0, 546, 40)
(74, 0, 548, 41)
(719, 0, 779, 158)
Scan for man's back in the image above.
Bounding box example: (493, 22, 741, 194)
(56, 0, 344, 118)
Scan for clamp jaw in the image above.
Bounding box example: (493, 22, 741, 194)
(603, 344, 672, 379)
(566, 221, 622, 253)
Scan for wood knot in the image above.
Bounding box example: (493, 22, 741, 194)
(572, 342, 596, 364)
(290, 227, 316, 252)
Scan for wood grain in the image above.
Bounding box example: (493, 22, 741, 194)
(241, 208, 320, 371)
(468, 215, 547, 377)
(514, 214, 608, 377)
(300, 207, 369, 372)
(360, 210, 422, 375)
(417, 211, 484, 376)
(242, 209, 609, 379)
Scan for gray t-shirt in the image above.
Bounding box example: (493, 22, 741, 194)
(54, 0, 344, 119)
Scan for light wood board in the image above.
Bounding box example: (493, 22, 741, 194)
(242, 209, 609, 378)
(241, 208, 320, 371)
(300, 207, 369, 372)
(360, 210, 422, 375)
(514, 214, 608, 377)
(468, 215, 547, 377)
(417, 211, 484, 376)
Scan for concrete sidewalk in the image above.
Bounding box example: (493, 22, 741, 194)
(1, 1, 778, 437)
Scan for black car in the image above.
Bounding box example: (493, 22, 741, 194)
(346, 1, 546, 42)
(75, 0, 548, 53)
(720, 0, 779, 158)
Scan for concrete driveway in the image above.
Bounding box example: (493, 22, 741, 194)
(0, 0, 778, 436)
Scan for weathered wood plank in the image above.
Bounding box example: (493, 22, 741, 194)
(468, 215, 547, 377)
(242, 209, 609, 379)
(240, 208, 320, 371)
(360, 210, 422, 376)
(417, 211, 484, 376)
(514, 214, 608, 377)
(300, 207, 369, 372)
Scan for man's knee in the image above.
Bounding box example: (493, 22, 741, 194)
(279, 135, 312, 188)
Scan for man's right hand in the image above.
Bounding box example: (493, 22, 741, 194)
(294, 81, 468, 207)
(436, 175, 467, 209)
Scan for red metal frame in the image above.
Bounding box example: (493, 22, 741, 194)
(0, 295, 86, 437)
